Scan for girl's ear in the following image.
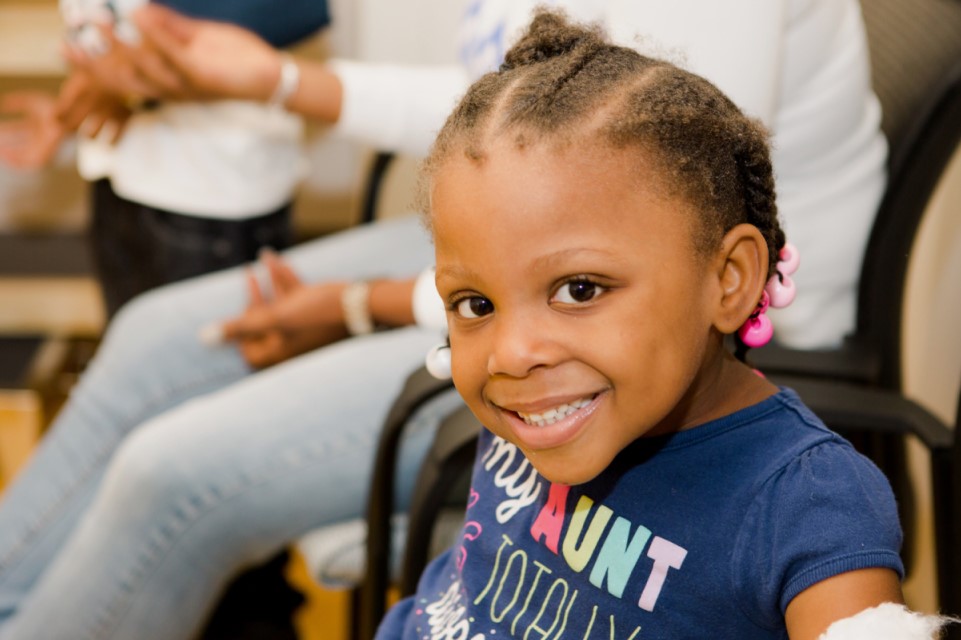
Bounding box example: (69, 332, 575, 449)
(712, 223, 769, 333)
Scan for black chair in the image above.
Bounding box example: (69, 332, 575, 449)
(358, 152, 398, 226)
(357, 367, 462, 639)
(358, 0, 961, 635)
(750, 0, 961, 621)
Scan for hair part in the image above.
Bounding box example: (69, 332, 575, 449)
(420, 7, 785, 279)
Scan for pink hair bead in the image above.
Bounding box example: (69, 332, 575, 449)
(777, 243, 800, 275)
(756, 290, 770, 314)
(766, 274, 796, 308)
(738, 313, 774, 348)
(738, 291, 773, 347)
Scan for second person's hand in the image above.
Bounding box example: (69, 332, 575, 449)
(131, 4, 282, 103)
(217, 251, 350, 369)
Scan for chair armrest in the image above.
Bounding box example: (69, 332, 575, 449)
(749, 339, 882, 384)
(360, 366, 455, 639)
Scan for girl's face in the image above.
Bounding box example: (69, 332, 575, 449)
(432, 137, 743, 485)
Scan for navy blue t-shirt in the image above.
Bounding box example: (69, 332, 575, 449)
(156, 0, 329, 47)
(377, 389, 903, 639)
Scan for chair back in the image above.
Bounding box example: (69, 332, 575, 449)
(856, 0, 961, 389)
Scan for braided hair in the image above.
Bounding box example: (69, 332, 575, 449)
(421, 8, 786, 331)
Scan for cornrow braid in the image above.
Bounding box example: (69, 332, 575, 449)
(733, 123, 784, 279)
(421, 7, 786, 282)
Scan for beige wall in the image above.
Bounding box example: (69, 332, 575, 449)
(901, 145, 961, 612)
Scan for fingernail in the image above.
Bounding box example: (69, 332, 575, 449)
(198, 322, 225, 347)
(78, 120, 98, 139)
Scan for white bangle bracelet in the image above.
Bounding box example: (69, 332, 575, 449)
(341, 281, 375, 336)
(269, 54, 300, 108)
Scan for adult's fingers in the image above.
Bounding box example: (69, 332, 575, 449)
(245, 267, 267, 307)
(261, 249, 302, 296)
(132, 5, 197, 78)
(55, 80, 100, 131)
(134, 4, 197, 45)
(100, 24, 189, 99)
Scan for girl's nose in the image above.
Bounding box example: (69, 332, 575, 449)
(486, 312, 557, 377)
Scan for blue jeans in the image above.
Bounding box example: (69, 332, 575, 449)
(0, 216, 456, 639)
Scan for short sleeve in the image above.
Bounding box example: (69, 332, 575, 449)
(375, 596, 414, 640)
(731, 440, 904, 630)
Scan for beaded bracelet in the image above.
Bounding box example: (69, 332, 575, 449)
(341, 281, 375, 336)
(268, 54, 300, 108)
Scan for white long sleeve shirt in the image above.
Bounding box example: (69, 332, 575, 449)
(338, 0, 886, 348)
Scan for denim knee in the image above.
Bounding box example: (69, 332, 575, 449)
(92, 421, 213, 531)
(98, 286, 187, 365)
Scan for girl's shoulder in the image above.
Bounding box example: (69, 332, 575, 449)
(728, 391, 904, 626)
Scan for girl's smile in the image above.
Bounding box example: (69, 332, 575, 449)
(495, 390, 604, 451)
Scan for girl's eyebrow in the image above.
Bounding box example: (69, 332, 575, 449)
(531, 247, 622, 269)
(435, 264, 479, 283)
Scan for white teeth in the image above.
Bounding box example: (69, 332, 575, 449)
(517, 397, 593, 427)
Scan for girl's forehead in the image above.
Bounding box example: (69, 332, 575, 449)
(430, 137, 702, 255)
(431, 133, 681, 218)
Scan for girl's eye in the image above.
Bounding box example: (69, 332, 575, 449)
(454, 296, 494, 319)
(553, 280, 603, 304)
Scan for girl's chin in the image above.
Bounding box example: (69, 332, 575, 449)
(518, 448, 607, 486)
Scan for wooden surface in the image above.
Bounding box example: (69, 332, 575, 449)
(0, 389, 41, 491)
(0, 4, 64, 78)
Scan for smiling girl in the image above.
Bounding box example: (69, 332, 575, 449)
(376, 9, 951, 640)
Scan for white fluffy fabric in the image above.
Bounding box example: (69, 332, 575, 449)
(818, 603, 956, 639)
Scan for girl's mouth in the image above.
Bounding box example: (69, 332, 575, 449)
(498, 391, 604, 452)
(515, 395, 597, 427)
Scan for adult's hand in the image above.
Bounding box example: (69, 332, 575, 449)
(132, 4, 282, 103)
(0, 91, 65, 169)
(55, 71, 131, 142)
(62, 25, 182, 102)
(220, 250, 350, 369)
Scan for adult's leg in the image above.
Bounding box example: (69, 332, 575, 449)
(0, 215, 434, 626)
(0, 326, 456, 640)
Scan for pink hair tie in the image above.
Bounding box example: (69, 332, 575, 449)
(777, 242, 800, 275)
(737, 242, 800, 349)
(766, 273, 796, 308)
(765, 241, 800, 308)
(738, 291, 774, 348)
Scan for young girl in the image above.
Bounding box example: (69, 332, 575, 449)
(378, 10, 948, 640)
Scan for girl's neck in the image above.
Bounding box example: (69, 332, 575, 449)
(654, 348, 778, 437)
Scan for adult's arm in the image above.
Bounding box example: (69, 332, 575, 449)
(215, 251, 444, 367)
(132, 4, 470, 157)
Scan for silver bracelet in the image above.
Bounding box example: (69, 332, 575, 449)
(341, 281, 375, 336)
(268, 54, 300, 108)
